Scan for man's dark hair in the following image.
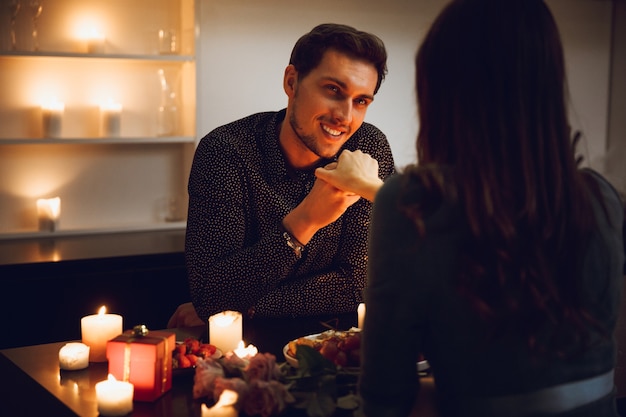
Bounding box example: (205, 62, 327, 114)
(289, 23, 388, 94)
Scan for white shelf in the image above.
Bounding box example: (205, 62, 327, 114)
(0, 221, 187, 241)
(0, 51, 194, 62)
(0, 136, 196, 145)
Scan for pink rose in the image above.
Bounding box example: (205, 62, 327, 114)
(193, 357, 225, 399)
(244, 352, 282, 382)
(213, 376, 249, 407)
(241, 380, 294, 417)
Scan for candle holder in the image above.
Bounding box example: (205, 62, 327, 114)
(41, 101, 64, 138)
(36, 197, 60, 232)
(100, 100, 122, 137)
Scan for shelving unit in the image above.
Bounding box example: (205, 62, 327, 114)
(0, 0, 197, 239)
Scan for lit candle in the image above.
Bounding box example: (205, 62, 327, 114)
(87, 30, 106, 54)
(59, 342, 90, 371)
(100, 100, 122, 137)
(95, 374, 134, 416)
(36, 197, 61, 232)
(208, 311, 242, 353)
(42, 100, 64, 138)
(357, 303, 366, 329)
(233, 340, 258, 359)
(81, 306, 123, 362)
(201, 389, 238, 417)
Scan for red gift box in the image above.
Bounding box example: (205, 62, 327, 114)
(106, 327, 176, 402)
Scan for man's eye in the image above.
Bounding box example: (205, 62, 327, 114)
(326, 85, 339, 93)
(355, 98, 370, 106)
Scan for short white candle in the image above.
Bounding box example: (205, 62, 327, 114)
(42, 100, 64, 138)
(87, 31, 106, 54)
(201, 389, 238, 417)
(36, 197, 61, 232)
(100, 100, 122, 137)
(81, 306, 123, 362)
(209, 311, 242, 353)
(59, 342, 90, 371)
(95, 374, 133, 416)
(357, 303, 366, 329)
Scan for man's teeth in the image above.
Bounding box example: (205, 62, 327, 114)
(322, 125, 341, 136)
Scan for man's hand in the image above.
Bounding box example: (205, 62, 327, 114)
(282, 177, 361, 245)
(315, 150, 383, 202)
(167, 302, 204, 328)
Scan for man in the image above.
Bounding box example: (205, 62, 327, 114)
(168, 23, 395, 327)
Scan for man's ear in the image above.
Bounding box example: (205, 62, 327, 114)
(283, 65, 297, 97)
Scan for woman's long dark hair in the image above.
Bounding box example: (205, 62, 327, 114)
(405, 0, 602, 355)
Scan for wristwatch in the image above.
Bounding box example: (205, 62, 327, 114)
(282, 230, 305, 259)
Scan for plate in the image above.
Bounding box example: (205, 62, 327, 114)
(173, 341, 222, 375)
(283, 329, 361, 368)
(283, 331, 429, 372)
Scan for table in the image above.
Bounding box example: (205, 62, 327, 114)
(0, 314, 437, 417)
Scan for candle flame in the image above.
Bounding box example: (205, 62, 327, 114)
(98, 306, 107, 315)
(233, 341, 258, 358)
(107, 373, 117, 382)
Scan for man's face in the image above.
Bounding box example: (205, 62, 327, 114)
(282, 49, 378, 169)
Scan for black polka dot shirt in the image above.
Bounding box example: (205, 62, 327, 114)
(186, 109, 396, 320)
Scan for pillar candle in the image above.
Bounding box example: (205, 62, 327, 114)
(59, 342, 90, 371)
(357, 303, 366, 329)
(95, 374, 134, 416)
(208, 311, 242, 353)
(81, 306, 123, 362)
(42, 100, 64, 138)
(36, 197, 61, 232)
(100, 100, 122, 137)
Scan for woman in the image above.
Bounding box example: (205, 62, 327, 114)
(353, 0, 624, 416)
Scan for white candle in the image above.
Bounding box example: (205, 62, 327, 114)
(59, 342, 90, 371)
(81, 306, 123, 362)
(100, 100, 122, 137)
(95, 374, 133, 416)
(209, 311, 242, 353)
(36, 197, 61, 232)
(201, 389, 238, 417)
(357, 303, 366, 329)
(87, 31, 106, 54)
(42, 100, 64, 138)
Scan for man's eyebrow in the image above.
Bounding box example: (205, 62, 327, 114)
(323, 76, 375, 101)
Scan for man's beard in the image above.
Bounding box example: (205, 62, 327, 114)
(288, 102, 337, 160)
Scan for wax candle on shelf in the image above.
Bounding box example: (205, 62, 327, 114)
(41, 100, 64, 138)
(208, 311, 242, 353)
(100, 100, 122, 137)
(36, 197, 61, 232)
(357, 303, 366, 329)
(58, 342, 90, 371)
(81, 306, 123, 362)
(95, 374, 133, 416)
(87, 31, 106, 54)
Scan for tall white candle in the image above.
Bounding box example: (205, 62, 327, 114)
(81, 306, 123, 362)
(42, 100, 64, 138)
(357, 303, 366, 329)
(100, 100, 122, 137)
(95, 374, 133, 416)
(36, 197, 61, 232)
(209, 311, 242, 353)
(59, 342, 90, 371)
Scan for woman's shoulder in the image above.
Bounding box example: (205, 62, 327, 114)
(581, 168, 624, 226)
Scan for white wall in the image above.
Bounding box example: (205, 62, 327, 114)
(197, 0, 617, 173)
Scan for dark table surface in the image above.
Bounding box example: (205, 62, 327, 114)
(1, 313, 420, 417)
